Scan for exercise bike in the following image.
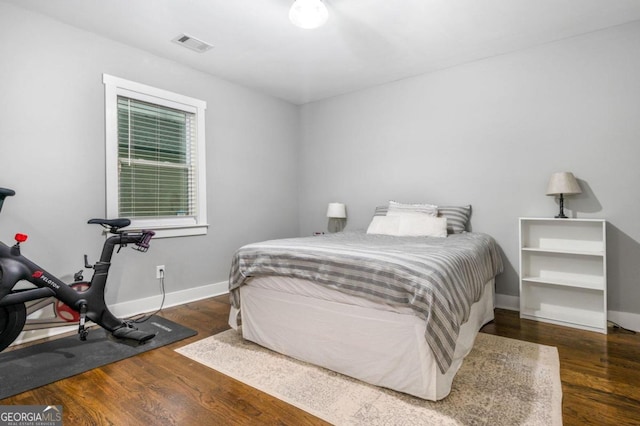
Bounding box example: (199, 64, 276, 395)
(0, 187, 157, 352)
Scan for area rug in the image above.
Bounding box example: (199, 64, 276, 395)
(176, 330, 563, 426)
(0, 315, 196, 400)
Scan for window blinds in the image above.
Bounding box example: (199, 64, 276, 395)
(117, 96, 197, 219)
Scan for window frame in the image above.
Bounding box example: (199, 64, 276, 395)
(103, 74, 208, 238)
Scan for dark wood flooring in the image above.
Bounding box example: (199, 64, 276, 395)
(2, 295, 639, 425)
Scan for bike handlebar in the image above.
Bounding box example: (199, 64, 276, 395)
(0, 187, 15, 214)
(134, 230, 155, 252)
(110, 229, 155, 248)
(87, 218, 154, 251)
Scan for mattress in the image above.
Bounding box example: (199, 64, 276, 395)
(229, 275, 495, 400)
(229, 231, 504, 373)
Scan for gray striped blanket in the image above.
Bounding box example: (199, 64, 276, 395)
(229, 231, 503, 373)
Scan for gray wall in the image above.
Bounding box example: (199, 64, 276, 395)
(0, 3, 299, 305)
(2, 2, 639, 322)
(299, 21, 640, 317)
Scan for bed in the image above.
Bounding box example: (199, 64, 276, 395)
(228, 203, 503, 400)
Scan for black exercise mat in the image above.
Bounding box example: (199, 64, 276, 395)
(0, 315, 196, 400)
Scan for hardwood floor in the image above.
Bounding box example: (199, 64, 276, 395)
(2, 296, 639, 425)
(481, 309, 640, 426)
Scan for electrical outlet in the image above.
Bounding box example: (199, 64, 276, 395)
(156, 265, 165, 279)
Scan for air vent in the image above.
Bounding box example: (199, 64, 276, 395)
(172, 34, 213, 53)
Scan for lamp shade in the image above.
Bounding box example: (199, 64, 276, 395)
(289, 0, 329, 29)
(546, 172, 582, 195)
(326, 202, 346, 218)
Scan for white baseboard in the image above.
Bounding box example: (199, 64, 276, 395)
(607, 310, 640, 333)
(495, 293, 519, 311)
(494, 293, 640, 332)
(11, 281, 229, 346)
(109, 280, 228, 318)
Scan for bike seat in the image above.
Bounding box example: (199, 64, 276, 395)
(88, 218, 131, 229)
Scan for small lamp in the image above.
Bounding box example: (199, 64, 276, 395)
(326, 202, 347, 232)
(289, 0, 329, 29)
(546, 172, 582, 218)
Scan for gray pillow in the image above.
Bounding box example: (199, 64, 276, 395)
(374, 206, 388, 217)
(438, 205, 472, 234)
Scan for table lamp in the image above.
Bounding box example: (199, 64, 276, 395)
(546, 172, 582, 218)
(326, 202, 347, 232)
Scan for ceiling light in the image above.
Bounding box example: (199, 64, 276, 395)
(289, 0, 329, 30)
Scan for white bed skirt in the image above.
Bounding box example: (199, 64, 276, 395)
(229, 276, 495, 401)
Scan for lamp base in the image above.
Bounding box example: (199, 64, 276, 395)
(328, 218, 346, 233)
(555, 193, 568, 219)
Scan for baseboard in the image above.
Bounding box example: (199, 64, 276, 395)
(494, 293, 519, 311)
(607, 310, 640, 333)
(11, 281, 228, 346)
(109, 280, 229, 318)
(494, 293, 640, 332)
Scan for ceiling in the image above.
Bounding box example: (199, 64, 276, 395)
(6, 0, 640, 104)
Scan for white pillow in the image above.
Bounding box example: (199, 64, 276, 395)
(399, 215, 447, 237)
(388, 200, 438, 217)
(367, 215, 401, 235)
(366, 215, 447, 238)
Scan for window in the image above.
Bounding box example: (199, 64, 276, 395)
(103, 74, 207, 237)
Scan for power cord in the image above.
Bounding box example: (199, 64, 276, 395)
(130, 269, 167, 324)
(608, 320, 636, 334)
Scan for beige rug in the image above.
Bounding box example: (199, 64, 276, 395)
(176, 330, 562, 425)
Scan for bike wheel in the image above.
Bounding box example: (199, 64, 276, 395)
(0, 302, 27, 352)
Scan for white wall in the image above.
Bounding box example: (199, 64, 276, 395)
(0, 3, 299, 306)
(299, 21, 640, 318)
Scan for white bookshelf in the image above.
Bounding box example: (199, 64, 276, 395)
(519, 218, 607, 333)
